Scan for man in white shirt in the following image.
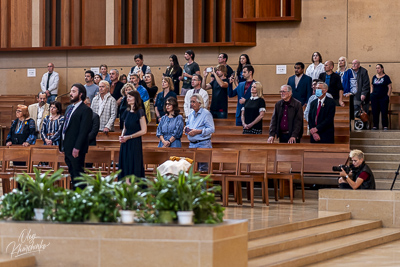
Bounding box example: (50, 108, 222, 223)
(184, 74, 209, 121)
(28, 92, 50, 136)
(40, 63, 59, 103)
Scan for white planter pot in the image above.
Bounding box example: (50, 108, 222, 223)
(177, 211, 194, 225)
(120, 210, 136, 224)
(34, 208, 45, 221)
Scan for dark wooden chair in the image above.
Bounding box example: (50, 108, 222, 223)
(267, 150, 305, 204)
(225, 150, 270, 207)
(85, 148, 112, 175)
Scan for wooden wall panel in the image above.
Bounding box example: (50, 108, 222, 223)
(242, 0, 254, 18)
(173, 0, 184, 43)
(71, 0, 82, 46)
(256, 0, 280, 17)
(82, 0, 106, 46)
(193, 0, 203, 43)
(60, 0, 70, 46)
(138, 0, 149, 44)
(113, 0, 121, 45)
(204, 0, 215, 42)
(9, 0, 32, 47)
(0, 0, 7, 48)
(232, 0, 256, 43)
(149, 0, 172, 44)
(216, 0, 226, 42)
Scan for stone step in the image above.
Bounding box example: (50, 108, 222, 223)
(248, 219, 381, 259)
(350, 130, 400, 139)
(248, 212, 351, 240)
(350, 138, 400, 146)
(248, 228, 400, 267)
(364, 153, 400, 161)
(368, 161, 399, 170)
(376, 180, 400, 190)
(350, 145, 400, 153)
(0, 254, 35, 267)
(373, 170, 396, 179)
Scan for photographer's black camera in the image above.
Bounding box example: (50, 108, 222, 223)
(332, 164, 351, 173)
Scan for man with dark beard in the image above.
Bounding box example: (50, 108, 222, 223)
(59, 83, 92, 189)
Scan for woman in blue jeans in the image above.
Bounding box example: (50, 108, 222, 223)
(370, 64, 392, 130)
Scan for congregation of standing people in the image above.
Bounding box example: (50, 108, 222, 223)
(8, 49, 392, 189)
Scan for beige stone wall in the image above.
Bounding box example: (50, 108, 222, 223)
(0, 0, 399, 96)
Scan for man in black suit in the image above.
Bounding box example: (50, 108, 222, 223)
(59, 83, 93, 189)
(319, 61, 344, 107)
(287, 62, 312, 106)
(308, 82, 336, 143)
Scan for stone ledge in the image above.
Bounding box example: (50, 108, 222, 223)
(0, 219, 248, 267)
(319, 189, 400, 228)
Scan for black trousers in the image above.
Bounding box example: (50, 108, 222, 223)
(64, 152, 86, 190)
(279, 133, 300, 143)
(371, 93, 389, 129)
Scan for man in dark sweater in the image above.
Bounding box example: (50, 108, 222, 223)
(319, 61, 344, 106)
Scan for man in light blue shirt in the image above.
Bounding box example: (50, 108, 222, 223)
(186, 94, 215, 148)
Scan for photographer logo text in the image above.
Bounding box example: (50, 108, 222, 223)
(6, 229, 50, 258)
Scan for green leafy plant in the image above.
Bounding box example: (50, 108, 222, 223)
(53, 188, 90, 222)
(114, 176, 145, 210)
(0, 189, 35, 221)
(176, 171, 194, 211)
(74, 171, 119, 223)
(16, 168, 64, 209)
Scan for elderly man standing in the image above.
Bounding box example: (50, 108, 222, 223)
(91, 81, 117, 134)
(28, 92, 50, 137)
(308, 82, 336, 143)
(109, 69, 124, 106)
(186, 94, 215, 149)
(40, 63, 59, 103)
(184, 74, 209, 121)
(267, 85, 303, 144)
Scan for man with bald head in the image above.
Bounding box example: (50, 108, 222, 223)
(342, 59, 370, 126)
(308, 82, 336, 143)
(40, 62, 59, 103)
(268, 85, 303, 144)
(319, 61, 344, 106)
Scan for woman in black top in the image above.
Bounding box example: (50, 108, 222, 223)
(144, 73, 158, 102)
(241, 82, 266, 134)
(236, 54, 251, 84)
(6, 104, 36, 147)
(164, 54, 183, 95)
(370, 64, 392, 130)
(154, 77, 177, 123)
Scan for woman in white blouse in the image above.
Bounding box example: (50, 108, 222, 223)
(306, 52, 325, 80)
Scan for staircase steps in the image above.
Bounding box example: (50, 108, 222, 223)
(247, 212, 400, 266)
(0, 254, 35, 267)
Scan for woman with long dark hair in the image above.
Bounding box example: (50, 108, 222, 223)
(236, 54, 251, 84)
(370, 64, 392, 130)
(156, 97, 184, 148)
(118, 90, 147, 181)
(164, 54, 183, 94)
(306, 52, 325, 80)
(154, 77, 177, 123)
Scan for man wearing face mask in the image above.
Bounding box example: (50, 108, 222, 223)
(308, 82, 336, 143)
(304, 79, 333, 122)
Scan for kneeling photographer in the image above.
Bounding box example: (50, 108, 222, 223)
(337, 149, 376, 190)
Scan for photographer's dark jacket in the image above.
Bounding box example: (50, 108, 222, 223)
(352, 162, 376, 189)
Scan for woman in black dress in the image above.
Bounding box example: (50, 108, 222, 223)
(119, 83, 135, 129)
(241, 82, 266, 134)
(370, 64, 392, 130)
(164, 54, 182, 95)
(118, 90, 147, 182)
(154, 77, 177, 123)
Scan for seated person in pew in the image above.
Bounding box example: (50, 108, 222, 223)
(6, 105, 36, 147)
(156, 97, 184, 148)
(268, 85, 303, 144)
(185, 94, 215, 171)
(28, 92, 49, 138)
(338, 149, 375, 190)
(41, 101, 64, 146)
(241, 81, 266, 134)
(6, 104, 36, 167)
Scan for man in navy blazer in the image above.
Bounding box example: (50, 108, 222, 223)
(228, 65, 255, 126)
(59, 83, 93, 189)
(287, 62, 312, 106)
(308, 82, 336, 143)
